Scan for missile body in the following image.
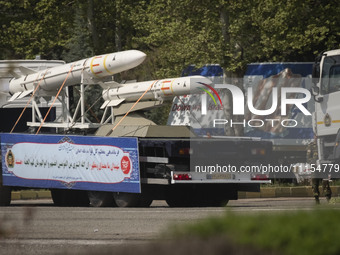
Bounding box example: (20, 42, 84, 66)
(8, 50, 146, 100)
(101, 75, 212, 108)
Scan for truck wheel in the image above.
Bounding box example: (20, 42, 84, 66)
(165, 186, 194, 207)
(165, 197, 188, 207)
(51, 189, 63, 206)
(113, 192, 140, 207)
(88, 191, 116, 207)
(206, 199, 229, 207)
(166, 185, 231, 207)
(0, 168, 11, 206)
(0, 186, 11, 206)
(51, 189, 89, 207)
(139, 196, 153, 207)
(165, 191, 191, 207)
(113, 192, 152, 207)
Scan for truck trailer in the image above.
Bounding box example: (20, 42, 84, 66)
(0, 122, 272, 207)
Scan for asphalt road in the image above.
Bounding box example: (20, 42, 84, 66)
(0, 197, 338, 255)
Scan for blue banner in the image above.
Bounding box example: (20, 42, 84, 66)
(1, 134, 140, 193)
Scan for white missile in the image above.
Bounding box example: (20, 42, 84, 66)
(8, 50, 146, 101)
(100, 75, 213, 109)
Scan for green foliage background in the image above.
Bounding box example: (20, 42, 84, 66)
(1, 0, 339, 124)
(172, 209, 340, 255)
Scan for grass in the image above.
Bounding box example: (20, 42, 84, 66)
(171, 209, 340, 255)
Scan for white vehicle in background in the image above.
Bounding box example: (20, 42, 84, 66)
(311, 49, 340, 175)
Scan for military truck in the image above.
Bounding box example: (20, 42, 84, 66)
(0, 60, 272, 207)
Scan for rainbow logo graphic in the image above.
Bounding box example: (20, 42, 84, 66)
(197, 82, 223, 107)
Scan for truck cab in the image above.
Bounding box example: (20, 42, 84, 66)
(312, 49, 340, 168)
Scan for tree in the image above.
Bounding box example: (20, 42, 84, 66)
(0, 0, 74, 59)
(1, 0, 339, 127)
(249, 0, 340, 62)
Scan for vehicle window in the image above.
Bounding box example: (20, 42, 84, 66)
(321, 56, 340, 94)
(329, 65, 340, 93)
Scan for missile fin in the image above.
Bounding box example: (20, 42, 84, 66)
(107, 98, 125, 107)
(18, 66, 37, 75)
(100, 98, 125, 109)
(8, 70, 21, 79)
(17, 89, 34, 99)
(100, 100, 110, 109)
(99, 81, 124, 89)
(8, 92, 22, 102)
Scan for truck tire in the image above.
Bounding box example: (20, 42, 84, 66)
(205, 199, 229, 207)
(0, 186, 11, 206)
(88, 191, 116, 207)
(113, 192, 140, 207)
(166, 194, 229, 207)
(51, 189, 63, 206)
(51, 189, 89, 207)
(165, 187, 192, 207)
(0, 158, 11, 206)
(165, 196, 188, 207)
(166, 185, 231, 207)
(113, 192, 153, 207)
(139, 196, 153, 207)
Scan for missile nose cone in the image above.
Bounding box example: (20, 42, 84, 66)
(124, 50, 146, 66)
(134, 50, 147, 62)
(104, 50, 147, 75)
(190, 75, 213, 89)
